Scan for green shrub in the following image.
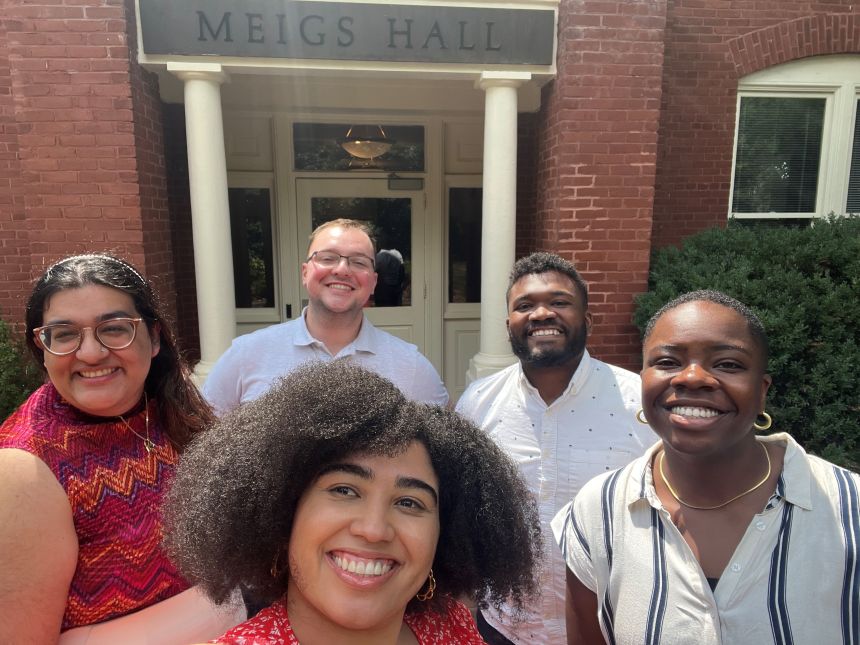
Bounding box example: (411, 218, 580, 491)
(634, 216, 860, 469)
(0, 318, 42, 421)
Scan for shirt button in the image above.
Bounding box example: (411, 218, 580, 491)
(755, 521, 766, 531)
(731, 563, 742, 573)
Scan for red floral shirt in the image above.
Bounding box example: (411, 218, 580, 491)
(215, 596, 486, 644)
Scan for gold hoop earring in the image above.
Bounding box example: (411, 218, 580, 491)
(636, 409, 649, 425)
(416, 569, 436, 601)
(754, 411, 772, 431)
(270, 549, 285, 579)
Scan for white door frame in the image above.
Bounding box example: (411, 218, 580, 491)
(294, 177, 429, 352)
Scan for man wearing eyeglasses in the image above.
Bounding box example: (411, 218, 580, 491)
(203, 218, 448, 416)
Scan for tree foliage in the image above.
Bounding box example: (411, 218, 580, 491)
(0, 318, 43, 422)
(634, 216, 860, 469)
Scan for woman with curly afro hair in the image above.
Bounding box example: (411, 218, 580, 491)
(165, 360, 542, 644)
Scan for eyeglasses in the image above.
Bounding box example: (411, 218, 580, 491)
(307, 251, 375, 272)
(33, 318, 144, 356)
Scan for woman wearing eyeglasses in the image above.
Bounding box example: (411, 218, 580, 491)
(0, 255, 244, 644)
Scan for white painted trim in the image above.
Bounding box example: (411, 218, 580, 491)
(729, 55, 860, 220)
(227, 172, 281, 324)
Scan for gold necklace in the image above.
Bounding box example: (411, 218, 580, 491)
(658, 442, 771, 510)
(117, 393, 154, 454)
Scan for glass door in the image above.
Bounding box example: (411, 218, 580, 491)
(295, 178, 427, 351)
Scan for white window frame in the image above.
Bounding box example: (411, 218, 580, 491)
(729, 55, 860, 220)
(227, 172, 281, 325)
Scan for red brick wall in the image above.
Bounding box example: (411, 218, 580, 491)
(652, 3, 860, 249)
(516, 112, 539, 257)
(0, 18, 30, 333)
(529, 0, 668, 370)
(0, 1, 174, 334)
(125, 0, 178, 328)
(162, 103, 200, 361)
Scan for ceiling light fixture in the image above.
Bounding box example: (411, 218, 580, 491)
(339, 124, 393, 160)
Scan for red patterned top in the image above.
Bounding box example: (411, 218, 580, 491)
(216, 596, 486, 644)
(0, 383, 190, 630)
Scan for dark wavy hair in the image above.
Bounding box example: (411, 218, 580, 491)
(25, 254, 213, 449)
(507, 251, 589, 306)
(164, 361, 541, 618)
(643, 289, 769, 364)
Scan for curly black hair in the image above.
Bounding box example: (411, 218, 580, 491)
(507, 251, 589, 307)
(164, 361, 541, 617)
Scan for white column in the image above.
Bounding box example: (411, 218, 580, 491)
(467, 72, 531, 382)
(167, 63, 235, 383)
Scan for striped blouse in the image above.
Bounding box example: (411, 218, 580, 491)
(552, 433, 859, 645)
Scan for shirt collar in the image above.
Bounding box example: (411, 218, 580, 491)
(293, 307, 376, 356)
(516, 349, 593, 407)
(630, 432, 814, 511)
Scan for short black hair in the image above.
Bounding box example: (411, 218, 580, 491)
(164, 361, 541, 618)
(643, 289, 769, 363)
(506, 252, 589, 306)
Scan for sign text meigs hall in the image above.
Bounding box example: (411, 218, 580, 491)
(139, 0, 555, 66)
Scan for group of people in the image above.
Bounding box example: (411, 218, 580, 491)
(0, 217, 856, 645)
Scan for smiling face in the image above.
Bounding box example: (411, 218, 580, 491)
(641, 300, 771, 457)
(302, 226, 378, 318)
(39, 284, 160, 417)
(286, 442, 440, 637)
(506, 271, 592, 369)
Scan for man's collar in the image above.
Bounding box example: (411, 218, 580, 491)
(517, 349, 593, 403)
(293, 307, 376, 355)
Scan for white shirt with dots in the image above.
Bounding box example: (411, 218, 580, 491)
(455, 350, 655, 644)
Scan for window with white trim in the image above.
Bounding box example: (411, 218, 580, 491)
(730, 55, 860, 220)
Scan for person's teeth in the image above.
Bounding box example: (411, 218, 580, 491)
(671, 406, 719, 418)
(334, 555, 393, 576)
(532, 329, 559, 336)
(79, 368, 114, 378)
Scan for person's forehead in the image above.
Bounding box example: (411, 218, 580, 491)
(308, 226, 373, 255)
(43, 284, 138, 322)
(648, 301, 758, 351)
(509, 271, 580, 299)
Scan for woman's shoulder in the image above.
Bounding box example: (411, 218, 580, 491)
(0, 383, 58, 447)
(406, 597, 485, 644)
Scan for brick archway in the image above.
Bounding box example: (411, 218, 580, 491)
(728, 13, 860, 78)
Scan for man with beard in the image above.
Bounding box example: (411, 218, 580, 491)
(455, 252, 654, 645)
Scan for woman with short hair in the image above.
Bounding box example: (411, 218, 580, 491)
(555, 290, 860, 644)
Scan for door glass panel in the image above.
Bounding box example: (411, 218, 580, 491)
(311, 198, 412, 307)
(229, 187, 275, 308)
(448, 187, 482, 303)
(294, 123, 425, 172)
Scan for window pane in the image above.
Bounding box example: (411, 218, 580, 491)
(229, 188, 275, 308)
(311, 198, 412, 307)
(448, 187, 482, 303)
(732, 97, 825, 214)
(846, 100, 860, 213)
(294, 124, 424, 172)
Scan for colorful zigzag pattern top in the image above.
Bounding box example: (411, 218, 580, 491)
(0, 383, 190, 630)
